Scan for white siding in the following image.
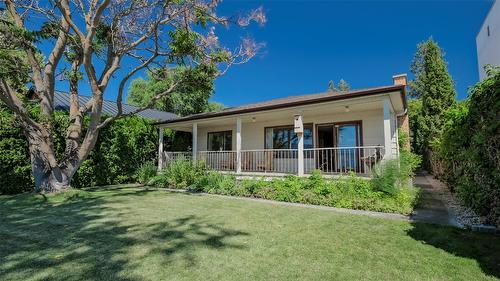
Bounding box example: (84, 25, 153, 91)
(196, 109, 385, 150)
(477, 1, 500, 80)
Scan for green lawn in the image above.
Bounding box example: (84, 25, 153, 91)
(1, 186, 499, 281)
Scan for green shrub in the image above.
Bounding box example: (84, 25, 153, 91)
(136, 162, 157, 184)
(430, 66, 499, 226)
(188, 171, 419, 214)
(142, 152, 419, 215)
(371, 152, 422, 195)
(399, 151, 422, 180)
(148, 173, 171, 188)
(159, 159, 206, 189)
(0, 107, 33, 194)
(241, 178, 268, 195)
(1, 105, 159, 193)
(72, 116, 158, 188)
(371, 159, 399, 195)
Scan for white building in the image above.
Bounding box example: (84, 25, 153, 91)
(476, 0, 500, 80)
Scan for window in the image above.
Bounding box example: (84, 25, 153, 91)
(207, 131, 232, 151)
(487, 25, 490, 37)
(265, 125, 313, 149)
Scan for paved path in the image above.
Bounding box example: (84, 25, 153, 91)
(410, 172, 461, 227)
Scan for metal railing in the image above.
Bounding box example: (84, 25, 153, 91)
(197, 151, 237, 171)
(162, 146, 384, 175)
(303, 146, 384, 175)
(163, 151, 192, 168)
(241, 149, 298, 174)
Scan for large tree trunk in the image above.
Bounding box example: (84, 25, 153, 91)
(28, 141, 70, 193)
(26, 123, 101, 193)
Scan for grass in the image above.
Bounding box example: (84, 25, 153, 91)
(1, 186, 499, 281)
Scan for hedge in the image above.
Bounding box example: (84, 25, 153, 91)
(0, 106, 159, 194)
(430, 66, 500, 226)
(140, 152, 421, 215)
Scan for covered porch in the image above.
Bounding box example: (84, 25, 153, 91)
(156, 86, 405, 177)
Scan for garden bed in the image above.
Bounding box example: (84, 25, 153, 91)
(139, 154, 422, 215)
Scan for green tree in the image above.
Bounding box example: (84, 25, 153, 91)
(0, 1, 264, 192)
(409, 38, 456, 158)
(338, 79, 350, 92)
(127, 65, 212, 116)
(206, 102, 226, 112)
(408, 99, 424, 153)
(327, 80, 337, 92)
(127, 64, 223, 116)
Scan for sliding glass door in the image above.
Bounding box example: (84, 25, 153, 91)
(316, 122, 362, 173)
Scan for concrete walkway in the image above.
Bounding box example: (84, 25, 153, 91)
(410, 172, 461, 227)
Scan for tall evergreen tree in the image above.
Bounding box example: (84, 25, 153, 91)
(327, 80, 337, 92)
(338, 79, 350, 92)
(409, 38, 456, 158)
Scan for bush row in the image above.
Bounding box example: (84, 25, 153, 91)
(0, 107, 158, 194)
(429, 66, 500, 226)
(139, 153, 421, 214)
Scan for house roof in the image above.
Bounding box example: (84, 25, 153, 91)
(54, 91, 177, 121)
(154, 84, 406, 125)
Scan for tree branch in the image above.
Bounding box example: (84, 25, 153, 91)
(0, 79, 42, 131)
(97, 79, 180, 129)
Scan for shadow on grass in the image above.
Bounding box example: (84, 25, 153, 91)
(0, 189, 249, 280)
(407, 222, 500, 278)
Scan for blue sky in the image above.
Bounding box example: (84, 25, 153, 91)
(43, 0, 493, 107)
(208, 0, 493, 107)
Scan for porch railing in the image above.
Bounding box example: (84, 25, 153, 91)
(241, 149, 298, 174)
(303, 146, 384, 175)
(198, 151, 237, 171)
(163, 146, 384, 176)
(163, 151, 192, 169)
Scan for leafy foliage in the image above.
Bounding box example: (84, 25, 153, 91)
(0, 13, 31, 92)
(136, 162, 157, 185)
(127, 64, 222, 117)
(371, 151, 422, 195)
(149, 159, 421, 214)
(327, 79, 350, 92)
(0, 106, 159, 194)
(408, 38, 456, 160)
(430, 66, 500, 226)
(337, 79, 350, 92)
(149, 159, 206, 189)
(0, 107, 32, 194)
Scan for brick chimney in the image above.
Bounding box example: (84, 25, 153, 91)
(392, 73, 411, 151)
(392, 73, 407, 86)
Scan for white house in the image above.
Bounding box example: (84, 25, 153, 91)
(477, 0, 500, 80)
(155, 74, 409, 177)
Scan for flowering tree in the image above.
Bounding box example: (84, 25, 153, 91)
(0, 0, 265, 192)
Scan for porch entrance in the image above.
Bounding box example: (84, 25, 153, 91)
(316, 122, 362, 173)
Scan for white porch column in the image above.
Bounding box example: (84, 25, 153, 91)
(157, 127, 164, 171)
(383, 97, 392, 160)
(236, 118, 242, 174)
(295, 114, 304, 176)
(192, 123, 198, 162)
(297, 132, 304, 176)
